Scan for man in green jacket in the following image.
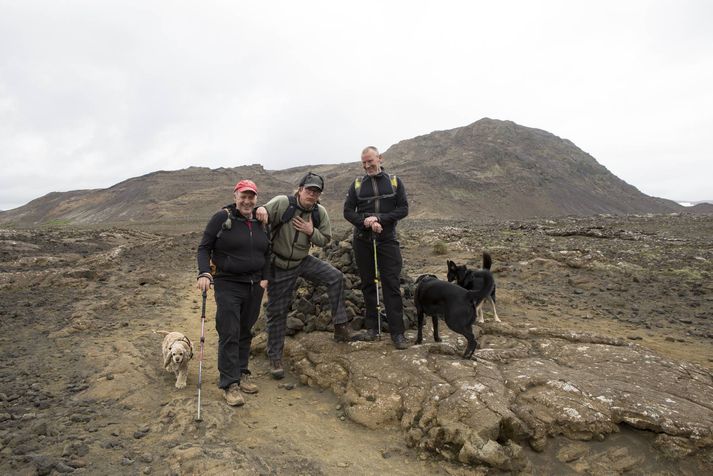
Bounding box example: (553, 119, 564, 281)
(255, 172, 353, 379)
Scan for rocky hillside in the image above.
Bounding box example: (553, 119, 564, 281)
(0, 119, 684, 226)
(384, 118, 682, 219)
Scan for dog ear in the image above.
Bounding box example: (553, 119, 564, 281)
(447, 260, 455, 270)
(163, 349, 172, 368)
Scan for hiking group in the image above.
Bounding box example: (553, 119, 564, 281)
(196, 146, 408, 406)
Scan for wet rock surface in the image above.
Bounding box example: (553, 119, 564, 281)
(0, 213, 712, 474)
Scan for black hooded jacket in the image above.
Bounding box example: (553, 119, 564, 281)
(197, 204, 270, 282)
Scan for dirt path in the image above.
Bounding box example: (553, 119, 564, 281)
(156, 281, 466, 475)
(0, 229, 469, 474)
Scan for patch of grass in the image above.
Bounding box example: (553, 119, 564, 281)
(669, 267, 705, 281)
(432, 241, 448, 255)
(43, 219, 73, 227)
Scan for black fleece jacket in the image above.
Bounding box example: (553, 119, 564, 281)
(197, 205, 271, 282)
(343, 169, 408, 242)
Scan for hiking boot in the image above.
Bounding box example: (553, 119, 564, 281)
(333, 322, 356, 342)
(358, 327, 379, 342)
(392, 334, 409, 350)
(270, 359, 284, 380)
(224, 383, 245, 406)
(239, 372, 259, 394)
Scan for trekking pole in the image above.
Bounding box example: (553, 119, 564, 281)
(196, 290, 207, 422)
(372, 237, 382, 340)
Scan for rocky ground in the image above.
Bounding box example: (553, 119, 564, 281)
(0, 213, 711, 475)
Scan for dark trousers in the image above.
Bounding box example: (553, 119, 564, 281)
(214, 279, 264, 389)
(353, 236, 405, 337)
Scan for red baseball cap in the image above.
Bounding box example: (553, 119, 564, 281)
(234, 179, 258, 194)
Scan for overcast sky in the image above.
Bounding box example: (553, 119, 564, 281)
(1, 0, 711, 210)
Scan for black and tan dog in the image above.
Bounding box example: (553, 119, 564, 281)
(447, 252, 500, 323)
(414, 273, 494, 359)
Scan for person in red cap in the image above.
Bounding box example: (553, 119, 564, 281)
(196, 179, 270, 407)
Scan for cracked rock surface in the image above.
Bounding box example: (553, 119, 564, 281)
(284, 323, 713, 472)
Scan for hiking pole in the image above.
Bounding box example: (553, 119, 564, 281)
(372, 237, 382, 340)
(196, 290, 207, 422)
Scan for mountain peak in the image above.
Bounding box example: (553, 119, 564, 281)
(0, 119, 683, 226)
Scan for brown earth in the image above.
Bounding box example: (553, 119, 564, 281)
(1, 212, 712, 474)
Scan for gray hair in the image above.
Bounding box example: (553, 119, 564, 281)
(361, 146, 380, 156)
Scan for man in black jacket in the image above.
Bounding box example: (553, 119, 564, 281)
(197, 179, 270, 407)
(343, 146, 409, 349)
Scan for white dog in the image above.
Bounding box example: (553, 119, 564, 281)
(156, 331, 193, 389)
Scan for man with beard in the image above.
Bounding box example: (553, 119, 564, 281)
(256, 172, 354, 379)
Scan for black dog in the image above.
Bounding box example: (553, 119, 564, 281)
(447, 252, 500, 323)
(414, 274, 493, 359)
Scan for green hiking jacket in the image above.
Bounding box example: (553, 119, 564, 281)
(264, 195, 332, 270)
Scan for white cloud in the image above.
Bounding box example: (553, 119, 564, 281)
(1, 0, 712, 210)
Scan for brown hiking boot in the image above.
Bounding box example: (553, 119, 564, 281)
(239, 372, 259, 394)
(224, 383, 245, 406)
(270, 359, 284, 380)
(333, 322, 356, 342)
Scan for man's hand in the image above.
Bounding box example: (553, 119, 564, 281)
(363, 216, 379, 228)
(197, 276, 212, 293)
(255, 206, 269, 224)
(371, 222, 383, 234)
(259, 279, 268, 290)
(292, 215, 314, 236)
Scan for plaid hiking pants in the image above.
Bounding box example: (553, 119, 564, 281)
(266, 255, 347, 360)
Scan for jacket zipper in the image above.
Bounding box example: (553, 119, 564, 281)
(371, 176, 380, 215)
(248, 220, 254, 284)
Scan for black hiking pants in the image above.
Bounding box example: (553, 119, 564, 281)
(353, 235, 405, 338)
(214, 279, 264, 389)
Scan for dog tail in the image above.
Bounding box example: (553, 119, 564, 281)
(482, 252, 492, 270)
(466, 271, 494, 302)
(153, 330, 171, 336)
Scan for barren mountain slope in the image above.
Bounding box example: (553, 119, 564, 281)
(0, 119, 684, 227)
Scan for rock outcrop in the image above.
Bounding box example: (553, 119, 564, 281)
(279, 324, 713, 471)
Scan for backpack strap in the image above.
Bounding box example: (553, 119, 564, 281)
(271, 196, 321, 242)
(271, 196, 298, 242)
(216, 204, 262, 240)
(355, 174, 398, 202)
(311, 205, 321, 229)
(215, 204, 236, 240)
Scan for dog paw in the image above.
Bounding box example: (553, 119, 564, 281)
(434, 336, 442, 342)
(175, 381, 186, 389)
(415, 338, 423, 344)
